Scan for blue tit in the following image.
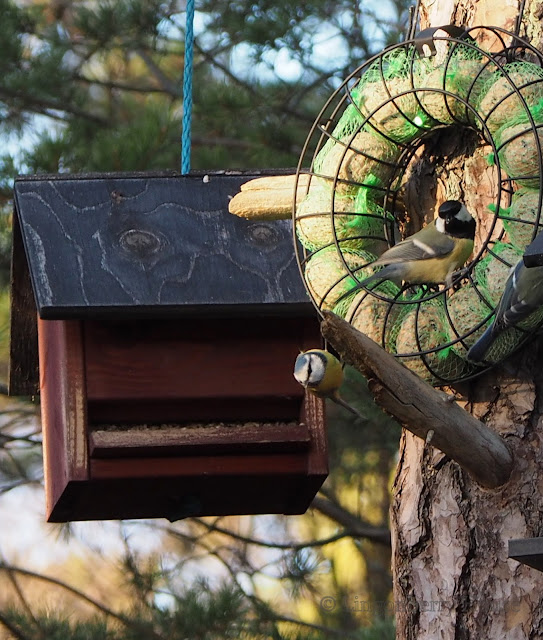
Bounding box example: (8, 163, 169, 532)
(359, 200, 476, 289)
(293, 349, 366, 422)
(467, 258, 543, 364)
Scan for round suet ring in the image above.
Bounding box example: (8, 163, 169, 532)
(294, 25, 543, 385)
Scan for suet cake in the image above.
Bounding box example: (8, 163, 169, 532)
(446, 284, 494, 351)
(478, 62, 543, 134)
(304, 246, 376, 312)
(346, 282, 401, 345)
(474, 242, 523, 304)
(295, 184, 360, 251)
(315, 131, 401, 195)
(390, 296, 470, 384)
(497, 122, 543, 189)
(416, 59, 490, 127)
(503, 189, 543, 251)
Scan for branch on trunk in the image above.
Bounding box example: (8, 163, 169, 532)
(321, 311, 514, 489)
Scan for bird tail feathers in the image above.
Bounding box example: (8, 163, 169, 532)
(357, 270, 385, 290)
(466, 325, 495, 364)
(331, 394, 367, 422)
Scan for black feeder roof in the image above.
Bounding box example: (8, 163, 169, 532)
(10, 170, 313, 395)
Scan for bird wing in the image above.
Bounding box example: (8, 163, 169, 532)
(372, 222, 455, 266)
(467, 260, 543, 364)
(497, 261, 543, 329)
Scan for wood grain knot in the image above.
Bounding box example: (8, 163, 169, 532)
(110, 190, 124, 204)
(119, 229, 162, 258)
(245, 223, 280, 249)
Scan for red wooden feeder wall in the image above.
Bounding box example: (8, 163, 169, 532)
(10, 171, 327, 522)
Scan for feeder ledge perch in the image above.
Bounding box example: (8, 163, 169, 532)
(321, 311, 514, 489)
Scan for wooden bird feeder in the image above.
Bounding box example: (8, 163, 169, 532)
(9, 171, 327, 522)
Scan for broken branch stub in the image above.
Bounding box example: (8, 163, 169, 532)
(321, 311, 514, 489)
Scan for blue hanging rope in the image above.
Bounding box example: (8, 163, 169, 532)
(181, 0, 195, 174)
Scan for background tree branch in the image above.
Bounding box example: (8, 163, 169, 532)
(311, 495, 391, 547)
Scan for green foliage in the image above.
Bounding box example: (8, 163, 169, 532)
(358, 618, 396, 639)
(26, 99, 180, 173)
(0, 0, 410, 177)
(0, 214, 12, 289)
(2, 603, 395, 640)
(199, 0, 409, 71)
(73, 0, 167, 46)
(326, 366, 399, 486)
(149, 581, 250, 639)
(0, 0, 81, 132)
(2, 610, 119, 640)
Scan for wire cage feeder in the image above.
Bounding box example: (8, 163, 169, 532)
(293, 25, 543, 385)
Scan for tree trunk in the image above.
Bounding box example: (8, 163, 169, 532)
(392, 2, 543, 638)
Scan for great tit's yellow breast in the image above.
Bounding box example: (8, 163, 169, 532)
(404, 237, 473, 283)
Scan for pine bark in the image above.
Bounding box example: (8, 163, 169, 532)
(391, 2, 543, 638)
(392, 353, 543, 639)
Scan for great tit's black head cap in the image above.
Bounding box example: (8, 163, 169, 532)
(438, 201, 475, 239)
(438, 200, 462, 219)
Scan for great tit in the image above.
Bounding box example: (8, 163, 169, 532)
(359, 200, 476, 288)
(467, 258, 543, 364)
(293, 349, 366, 421)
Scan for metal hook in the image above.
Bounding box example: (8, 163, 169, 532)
(514, 0, 526, 38)
(413, 24, 471, 57)
(407, 0, 421, 41)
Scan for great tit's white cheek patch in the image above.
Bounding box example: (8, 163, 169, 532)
(435, 217, 446, 233)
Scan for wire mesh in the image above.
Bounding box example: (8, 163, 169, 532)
(293, 26, 543, 386)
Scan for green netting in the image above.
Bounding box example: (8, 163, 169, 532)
(342, 280, 401, 343)
(495, 100, 543, 188)
(413, 44, 491, 126)
(473, 242, 523, 303)
(351, 188, 398, 256)
(312, 88, 365, 171)
(304, 245, 376, 312)
(295, 180, 397, 254)
(354, 47, 434, 143)
(313, 128, 401, 194)
(500, 188, 543, 250)
(477, 61, 543, 135)
(296, 183, 364, 251)
(481, 326, 526, 364)
(362, 46, 417, 83)
(386, 292, 475, 384)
